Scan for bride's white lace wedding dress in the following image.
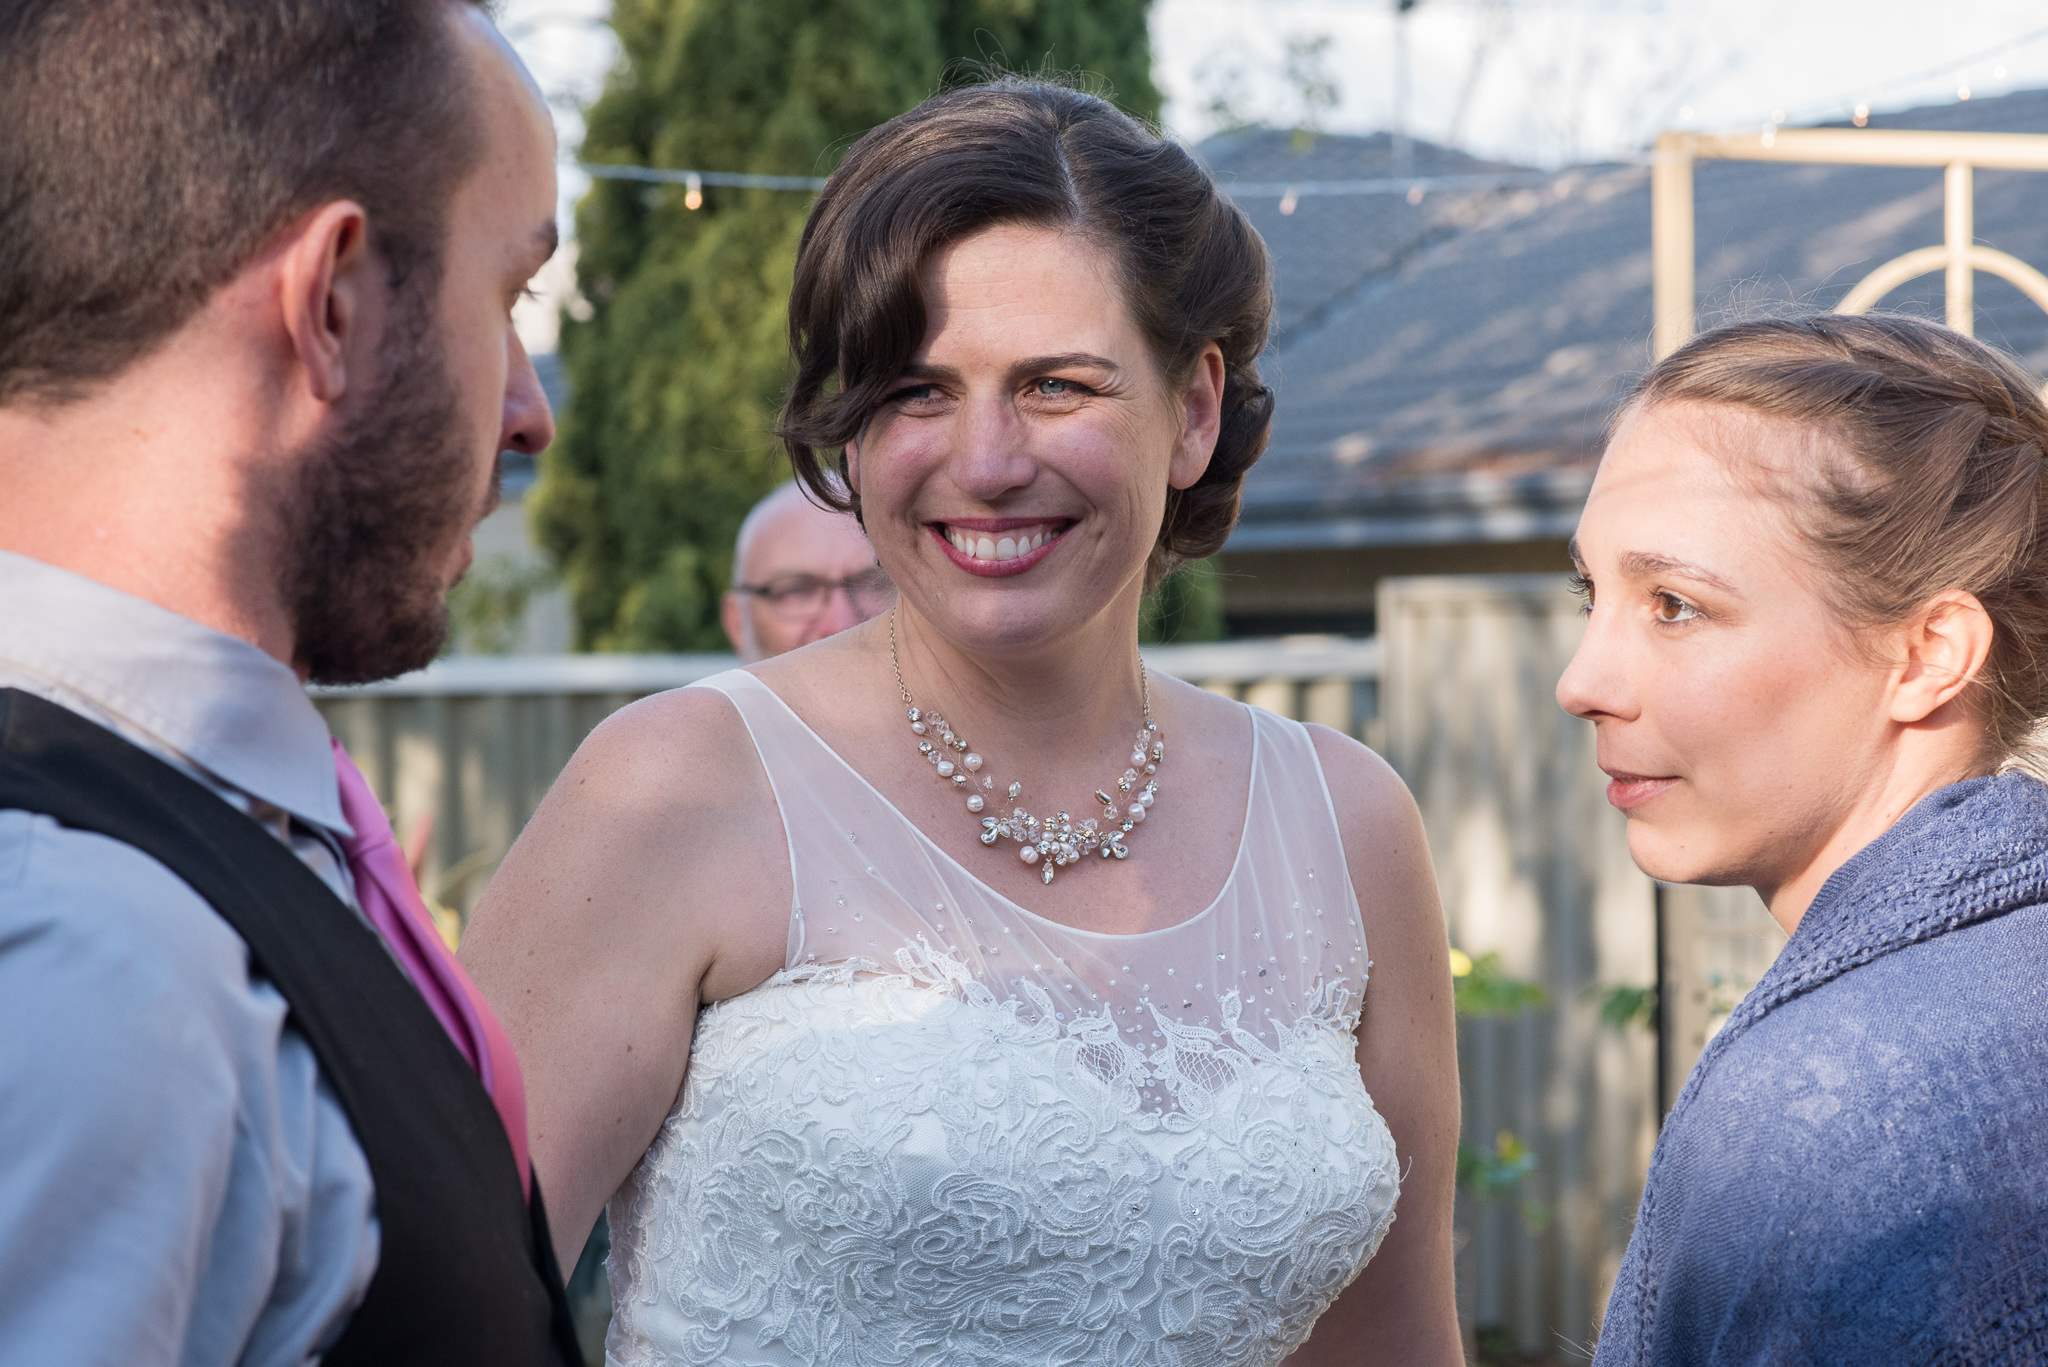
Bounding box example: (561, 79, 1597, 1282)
(605, 671, 1400, 1367)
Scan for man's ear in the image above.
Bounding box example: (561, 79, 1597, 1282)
(719, 591, 748, 658)
(276, 201, 374, 405)
(1169, 344, 1226, 491)
(1891, 590, 1996, 726)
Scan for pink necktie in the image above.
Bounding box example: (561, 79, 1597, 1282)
(330, 740, 531, 1193)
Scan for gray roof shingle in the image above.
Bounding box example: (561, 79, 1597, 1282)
(1224, 89, 2048, 551)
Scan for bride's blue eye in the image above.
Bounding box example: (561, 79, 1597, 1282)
(1033, 378, 1081, 397)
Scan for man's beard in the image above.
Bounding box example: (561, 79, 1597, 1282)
(286, 279, 488, 686)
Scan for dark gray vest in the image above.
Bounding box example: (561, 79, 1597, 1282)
(0, 688, 583, 1366)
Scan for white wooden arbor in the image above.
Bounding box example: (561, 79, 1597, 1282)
(1652, 128, 2048, 360)
(1647, 125, 2048, 1145)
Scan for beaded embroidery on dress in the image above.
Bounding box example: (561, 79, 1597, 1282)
(606, 671, 1399, 1367)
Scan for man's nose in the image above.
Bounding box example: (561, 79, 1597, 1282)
(501, 326, 556, 456)
(807, 584, 863, 642)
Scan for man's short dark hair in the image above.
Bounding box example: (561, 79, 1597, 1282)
(0, 0, 488, 406)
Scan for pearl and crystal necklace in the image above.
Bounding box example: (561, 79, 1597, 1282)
(889, 609, 1162, 885)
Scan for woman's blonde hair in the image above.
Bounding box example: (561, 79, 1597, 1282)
(1625, 313, 2048, 771)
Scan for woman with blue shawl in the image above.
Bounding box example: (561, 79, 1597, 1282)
(1561, 313, 2048, 1365)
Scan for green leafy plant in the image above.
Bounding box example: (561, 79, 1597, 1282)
(1281, 34, 1339, 153)
(1450, 947, 1549, 1019)
(536, 0, 1160, 650)
(446, 555, 557, 655)
(1457, 1128, 1537, 1196)
(1449, 947, 1546, 1212)
(1139, 560, 1225, 645)
(1591, 982, 1658, 1033)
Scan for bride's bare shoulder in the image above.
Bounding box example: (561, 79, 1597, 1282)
(1304, 725, 1415, 829)
(1302, 723, 1442, 961)
(484, 677, 785, 925)
(743, 619, 892, 724)
(574, 678, 764, 805)
(585, 680, 761, 774)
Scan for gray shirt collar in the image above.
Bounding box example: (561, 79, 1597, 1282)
(0, 548, 351, 837)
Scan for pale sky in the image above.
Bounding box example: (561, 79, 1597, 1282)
(1153, 0, 2048, 166)
(503, 0, 2048, 352)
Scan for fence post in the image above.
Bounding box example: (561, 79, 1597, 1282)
(1378, 573, 1658, 1354)
(1946, 160, 1975, 334)
(1653, 132, 1697, 360)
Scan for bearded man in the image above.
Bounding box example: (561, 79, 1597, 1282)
(0, 2, 580, 1363)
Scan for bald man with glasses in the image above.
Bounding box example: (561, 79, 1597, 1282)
(721, 482, 894, 662)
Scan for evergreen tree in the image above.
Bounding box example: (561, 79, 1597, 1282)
(535, 0, 1160, 650)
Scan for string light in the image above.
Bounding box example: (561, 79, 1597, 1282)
(568, 20, 2048, 213)
(1215, 168, 1590, 198)
(578, 160, 1635, 204)
(1725, 20, 2048, 132)
(581, 163, 830, 191)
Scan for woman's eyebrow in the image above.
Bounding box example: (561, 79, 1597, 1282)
(1011, 352, 1118, 376)
(1618, 550, 1741, 596)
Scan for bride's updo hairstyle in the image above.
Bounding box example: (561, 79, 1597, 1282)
(1628, 313, 2048, 769)
(776, 79, 1274, 588)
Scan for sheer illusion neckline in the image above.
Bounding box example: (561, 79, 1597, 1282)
(730, 671, 1262, 942)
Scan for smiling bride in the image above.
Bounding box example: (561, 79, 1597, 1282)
(461, 79, 1461, 1367)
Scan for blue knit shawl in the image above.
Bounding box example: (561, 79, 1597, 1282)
(1596, 773, 2048, 1366)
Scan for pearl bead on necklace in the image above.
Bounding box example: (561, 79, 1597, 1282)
(888, 608, 1161, 885)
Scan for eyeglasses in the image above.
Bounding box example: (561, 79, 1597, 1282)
(735, 566, 896, 621)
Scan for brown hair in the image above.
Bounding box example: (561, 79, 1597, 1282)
(775, 78, 1275, 588)
(1627, 313, 2048, 767)
(0, 0, 487, 406)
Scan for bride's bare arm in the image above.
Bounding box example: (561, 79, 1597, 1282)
(461, 687, 791, 1271)
(1289, 727, 1462, 1366)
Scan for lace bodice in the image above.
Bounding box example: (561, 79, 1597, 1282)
(606, 671, 1399, 1366)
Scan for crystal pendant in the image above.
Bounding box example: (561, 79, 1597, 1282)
(890, 608, 1159, 886)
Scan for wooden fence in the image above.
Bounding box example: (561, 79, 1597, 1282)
(1377, 575, 1783, 1355)
(311, 578, 1785, 1358)
(1380, 575, 1654, 1354)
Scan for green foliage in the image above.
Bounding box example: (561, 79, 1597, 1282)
(1281, 34, 1338, 153)
(1451, 949, 1549, 1019)
(1458, 1130, 1544, 1239)
(446, 554, 557, 655)
(535, 0, 1160, 650)
(1202, 29, 1336, 146)
(936, 0, 1158, 106)
(1592, 982, 1659, 1033)
(1457, 1129, 1537, 1198)
(1139, 559, 1225, 645)
(1448, 950, 1546, 1213)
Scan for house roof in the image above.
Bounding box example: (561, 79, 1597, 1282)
(1195, 128, 1531, 340)
(1221, 89, 2048, 552)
